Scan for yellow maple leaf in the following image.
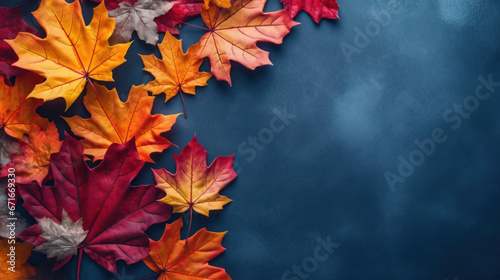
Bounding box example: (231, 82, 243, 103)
(140, 32, 212, 116)
(64, 84, 179, 162)
(6, 0, 131, 110)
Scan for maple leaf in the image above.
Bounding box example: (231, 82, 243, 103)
(109, 0, 174, 45)
(0, 5, 39, 85)
(281, 0, 339, 23)
(155, 0, 203, 35)
(140, 31, 212, 116)
(197, 0, 298, 85)
(0, 72, 47, 141)
(0, 133, 21, 168)
(64, 84, 179, 162)
(6, 0, 131, 110)
(0, 182, 29, 238)
(143, 218, 230, 280)
(1, 123, 62, 185)
(204, 0, 231, 9)
(89, 0, 203, 35)
(34, 210, 88, 260)
(0, 238, 35, 280)
(18, 135, 172, 274)
(153, 135, 236, 236)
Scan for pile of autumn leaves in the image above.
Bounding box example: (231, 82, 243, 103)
(0, 0, 339, 279)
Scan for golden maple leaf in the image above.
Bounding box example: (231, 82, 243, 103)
(140, 32, 212, 116)
(153, 136, 236, 237)
(6, 0, 131, 110)
(64, 84, 179, 162)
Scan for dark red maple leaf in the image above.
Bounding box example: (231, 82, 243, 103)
(18, 134, 172, 275)
(281, 0, 339, 23)
(155, 0, 203, 34)
(0, 5, 39, 85)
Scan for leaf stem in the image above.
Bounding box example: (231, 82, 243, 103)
(179, 91, 187, 118)
(186, 206, 193, 246)
(180, 21, 210, 31)
(140, 271, 161, 280)
(77, 248, 83, 280)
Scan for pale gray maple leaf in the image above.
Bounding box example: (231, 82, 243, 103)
(109, 0, 174, 45)
(0, 132, 21, 168)
(0, 180, 29, 238)
(34, 210, 88, 260)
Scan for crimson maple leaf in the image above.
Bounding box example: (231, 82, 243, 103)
(281, 0, 339, 23)
(155, 0, 203, 34)
(0, 5, 39, 85)
(18, 134, 172, 276)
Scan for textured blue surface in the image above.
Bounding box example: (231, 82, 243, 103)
(2, 0, 500, 279)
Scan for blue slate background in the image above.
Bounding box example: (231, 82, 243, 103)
(2, 0, 500, 279)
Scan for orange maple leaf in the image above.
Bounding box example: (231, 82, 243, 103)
(64, 84, 179, 162)
(0, 238, 36, 280)
(197, 0, 298, 85)
(153, 135, 236, 235)
(142, 218, 231, 280)
(0, 72, 47, 140)
(204, 0, 231, 9)
(6, 0, 131, 110)
(140, 32, 212, 116)
(2, 123, 61, 185)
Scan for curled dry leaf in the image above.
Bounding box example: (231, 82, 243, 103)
(6, 0, 131, 110)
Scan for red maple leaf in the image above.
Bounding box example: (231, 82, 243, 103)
(155, 0, 203, 34)
(18, 134, 172, 276)
(0, 5, 39, 85)
(281, 0, 339, 23)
